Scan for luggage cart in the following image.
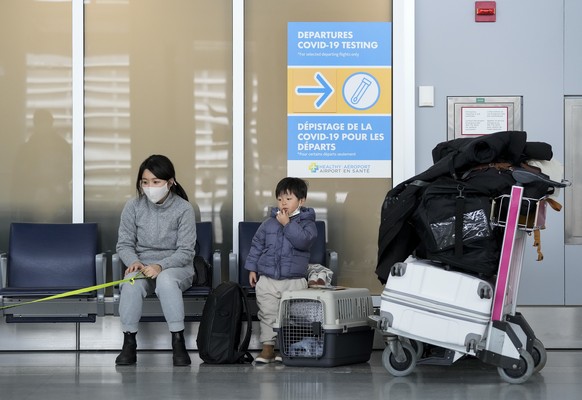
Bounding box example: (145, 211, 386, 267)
(369, 169, 570, 384)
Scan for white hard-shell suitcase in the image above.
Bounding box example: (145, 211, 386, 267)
(380, 255, 494, 353)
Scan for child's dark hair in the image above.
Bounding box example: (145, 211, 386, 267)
(275, 177, 309, 200)
(136, 154, 189, 201)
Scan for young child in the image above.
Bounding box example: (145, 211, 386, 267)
(245, 177, 318, 364)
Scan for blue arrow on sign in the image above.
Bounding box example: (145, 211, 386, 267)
(295, 72, 334, 109)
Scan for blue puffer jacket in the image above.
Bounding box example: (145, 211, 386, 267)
(244, 207, 317, 280)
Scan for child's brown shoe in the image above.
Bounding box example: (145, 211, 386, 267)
(255, 344, 275, 364)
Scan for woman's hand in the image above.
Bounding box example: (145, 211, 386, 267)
(249, 271, 258, 287)
(124, 262, 162, 278)
(125, 261, 145, 276)
(141, 264, 162, 279)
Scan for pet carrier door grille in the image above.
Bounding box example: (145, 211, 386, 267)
(280, 299, 324, 358)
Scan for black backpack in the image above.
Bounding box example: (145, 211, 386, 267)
(192, 255, 212, 287)
(192, 240, 212, 287)
(196, 281, 254, 364)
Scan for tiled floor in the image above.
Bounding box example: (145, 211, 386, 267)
(0, 350, 581, 400)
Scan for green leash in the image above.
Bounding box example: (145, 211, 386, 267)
(0, 272, 148, 310)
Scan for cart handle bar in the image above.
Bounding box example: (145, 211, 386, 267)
(511, 168, 571, 189)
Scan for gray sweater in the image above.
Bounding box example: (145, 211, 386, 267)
(116, 192, 197, 270)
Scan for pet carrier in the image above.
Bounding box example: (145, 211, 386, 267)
(273, 288, 374, 367)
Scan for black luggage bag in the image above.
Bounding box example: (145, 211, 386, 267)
(412, 177, 502, 277)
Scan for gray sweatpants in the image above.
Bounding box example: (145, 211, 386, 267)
(255, 275, 307, 345)
(119, 265, 194, 333)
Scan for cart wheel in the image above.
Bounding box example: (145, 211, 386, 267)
(531, 338, 547, 373)
(497, 349, 534, 384)
(382, 341, 417, 377)
(408, 339, 424, 359)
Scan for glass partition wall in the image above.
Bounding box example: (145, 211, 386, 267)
(0, 0, 396, 293)
(245, 0, 393, 291)
(0, 0, 73, 238)
(83, 1, 233, 267)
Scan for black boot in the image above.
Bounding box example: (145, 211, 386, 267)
(115, 331, 137, 365)
(171, 330, 191, 366)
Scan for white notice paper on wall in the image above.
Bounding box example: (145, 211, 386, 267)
(461, 106, 509, 136)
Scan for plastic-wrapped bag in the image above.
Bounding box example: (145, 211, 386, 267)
(412, 177, 501, 277)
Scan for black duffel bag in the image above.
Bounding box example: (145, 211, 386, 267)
(412, 177, 502, 277)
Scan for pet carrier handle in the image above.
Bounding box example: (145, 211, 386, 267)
(511, 168, 571, 189)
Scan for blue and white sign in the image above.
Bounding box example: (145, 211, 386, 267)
(288, 22, 392, 67)
(287, 21, 392, 178)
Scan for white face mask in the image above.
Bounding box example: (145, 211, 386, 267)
(143, 184, 170, 203)
(289, 207, 301, 217)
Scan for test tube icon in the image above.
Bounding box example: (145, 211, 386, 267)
(351, 77, 371, 105)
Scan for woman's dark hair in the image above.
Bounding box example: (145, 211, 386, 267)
(275, 177, 309, 200)
(136, 154, 189, 201)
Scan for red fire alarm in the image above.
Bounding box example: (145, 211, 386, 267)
(475, 1, 496, 22)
